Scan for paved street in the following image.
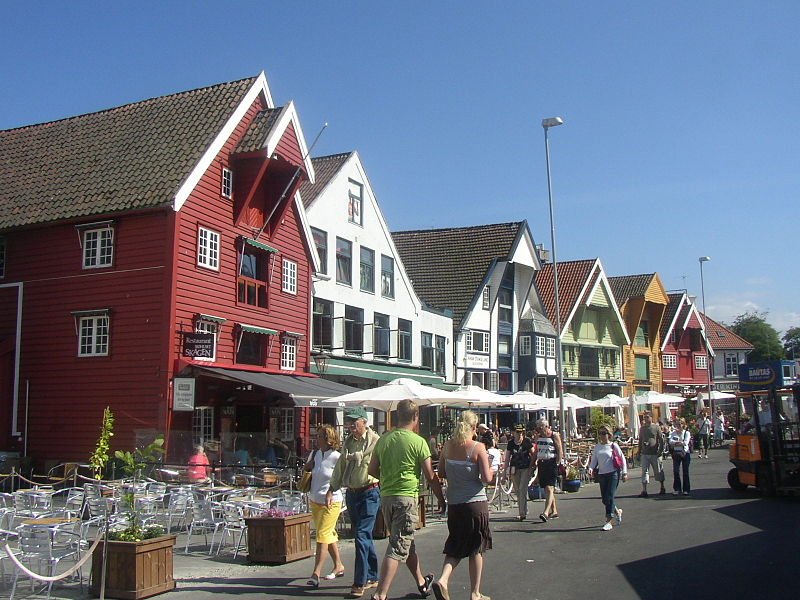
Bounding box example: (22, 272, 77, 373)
(14, 447, 798, 600)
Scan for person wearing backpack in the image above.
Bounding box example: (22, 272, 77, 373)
(637, 411, 666, 497)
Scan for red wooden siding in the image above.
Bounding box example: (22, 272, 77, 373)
(0, 286, 20, 449)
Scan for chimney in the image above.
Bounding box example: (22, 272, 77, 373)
(536, 244, 551, 264)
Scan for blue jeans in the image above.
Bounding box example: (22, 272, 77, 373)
(672, 452, 691, 493)
(346, 486, 380, 586)
(598, 471, 620, 519)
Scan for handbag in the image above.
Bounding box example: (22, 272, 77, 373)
(611, 444, 624, 471)
(297, 450, 317, 493)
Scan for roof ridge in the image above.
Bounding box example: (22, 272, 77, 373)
(393, 220, 524, 235)
(608, 272, 656, 280)
(1, 75, 259, 133)
(311, 152, 354, 162)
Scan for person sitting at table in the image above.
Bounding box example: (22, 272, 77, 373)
(233, 441, 252, 466)
(187, 444, 211, 483)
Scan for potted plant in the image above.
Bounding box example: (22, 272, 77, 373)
(562, 464, 582, 493)
(245, 506, 314, 565)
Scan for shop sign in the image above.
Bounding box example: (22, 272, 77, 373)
(464, 354, 490, 368)
(174, 377, 195, 411)
(183, 332, 215, 359)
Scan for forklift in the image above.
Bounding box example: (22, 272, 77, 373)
(727, 382, 800, 495)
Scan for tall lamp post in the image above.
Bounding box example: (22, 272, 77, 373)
(542, 116, 565, 441)
(698, 256, 713, 413)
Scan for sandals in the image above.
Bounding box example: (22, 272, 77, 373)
(417, 573, 435, 598)
(432, 581, 450, 600)
(539, 513, 548, 523)
(307, 574, 320, 588)
(324, 570, 346, 580)
(549, 513, 559, 519)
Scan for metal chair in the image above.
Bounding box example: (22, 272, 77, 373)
(52, 487, 85, 520)
(216, 502, 248, 558)
(159, 491, 190, 532)
(10, 525, 83, 599)
(184, 493, 225, 554)
(13, 491, 53, 520)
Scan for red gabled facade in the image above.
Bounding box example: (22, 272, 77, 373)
(660, 292, 713, 397)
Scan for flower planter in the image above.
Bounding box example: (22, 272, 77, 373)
(90, 534, 176, 599)
(563, 479, 582, 493)
(245, 512, 314, 564)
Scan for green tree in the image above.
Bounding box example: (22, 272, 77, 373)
(782, 326, 800, 359)
(730, 311, 784, 363)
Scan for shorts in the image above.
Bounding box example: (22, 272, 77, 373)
(537, 459, 558, 487)
(310, 500, 342, 544)
(381, 495, 418, 562)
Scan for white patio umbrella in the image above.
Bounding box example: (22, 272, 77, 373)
(448, 385, 510, 408)
(322, 377, 458, 411)
(593, 394, 627, 408)
(636, 390, 684, 406)
(628, 394, 641, 439)
(694, 390, 736, 401)
(695, 395, 706, 415)
(510, 391, 550, 410)
(614, 403, 626, 428)
(566, 405, 579, 438)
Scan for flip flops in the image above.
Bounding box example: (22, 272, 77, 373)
(417, 573, 434, 598)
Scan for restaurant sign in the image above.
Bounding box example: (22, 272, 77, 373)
(183, 332, 215, 359)
(173, 377, 195, 411)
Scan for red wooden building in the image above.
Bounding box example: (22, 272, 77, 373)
(0, 73, 352, 468)
(659, 292, 713, 397)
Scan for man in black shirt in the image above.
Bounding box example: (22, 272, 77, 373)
(503, 424, 534, 521)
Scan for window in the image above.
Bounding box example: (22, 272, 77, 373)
(336, 238, 352, 285)
(635, 355, 649, 380)
(83, 227, 114, 269)
(281, 336, 297, 370)
(222, 167, 233, 199)
(238, 246, 267, 308)
(421, 332, 434, 370)
(535, 336, 546, 357)
(634, 321, 649, 347)
(195, 319, 219, 362)
(725, 354, 739, 377)
(381, 255, 394, 299)
(520, 336, 532, 356)
(498, 372, 512, 392)
(482, 286, 490, 310)
(78, 314, 109, 356)
(546, 338, 556, 358)
(360, 247, 375, 293)
(434, 336, 446, 375)
(278, 407, 294, 440)
(192, 406, 214, 445)
(312, 298, 333, 351)
(282, 259, 297, 294)
(345, 305, 364, 354)
(466, 330, 490, 354)
(663, 354, 677, 369)
(498, 334, 512, 368)
(488, 371, 499, 392)
(236, 332, 264, 365)
(498, 288, 513, 323)
(0, 236, 5, 278)
(398, 318, 412, 362)
(348, 179, 363, 225)
(198, 227, 220, 270)
(374, 313, 390, 359)
(311, 228, 327, 275)
(695, 354, 708, 370)
(579, 347, 600, 378)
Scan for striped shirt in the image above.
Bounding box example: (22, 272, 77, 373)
(535, 436, 557, 461)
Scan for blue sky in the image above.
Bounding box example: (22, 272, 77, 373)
(3, 1, 798, 334)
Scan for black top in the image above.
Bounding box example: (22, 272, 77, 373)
(507, 437, 533, 469)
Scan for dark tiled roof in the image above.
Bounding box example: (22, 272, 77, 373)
(660, 293, 685, 342)
(608, 273, 656, 305)
(702, 314, 754, 351)
(298, 153, 353, 208)
(235, 108, 283, 154)
(0, 76, 258, 230)
(534, 259, 597, 333)
(391, 222, 524, 328)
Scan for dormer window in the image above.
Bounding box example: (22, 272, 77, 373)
(222, 167, 233, 199)
(78, 222, 115, 269)
(348, 179, 363, 226)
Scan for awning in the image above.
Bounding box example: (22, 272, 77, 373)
(239, 324, 278, 335)
(310, 355, 449, 387)
(192, 366, 358, 407)
(242, 237, 279, 253)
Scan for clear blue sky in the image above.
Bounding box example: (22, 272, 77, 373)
(3, 2, 797, 334)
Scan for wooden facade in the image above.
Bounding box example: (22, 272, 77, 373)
(660, 292, 713, 396)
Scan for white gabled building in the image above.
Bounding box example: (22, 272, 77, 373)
(298, 152, 454, 390)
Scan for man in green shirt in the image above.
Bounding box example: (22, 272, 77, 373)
(368, 399, 444, 600)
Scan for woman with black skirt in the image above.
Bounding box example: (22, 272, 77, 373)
(432, 410, 493, 600)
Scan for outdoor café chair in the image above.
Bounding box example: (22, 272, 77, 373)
(185, 493, 225, 554)
(10, 524, 83, 600)
(216, 502, 248, 558)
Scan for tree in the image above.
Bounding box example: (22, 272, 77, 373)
(783, 326, 800, 360)
(730, 312, 784, 363)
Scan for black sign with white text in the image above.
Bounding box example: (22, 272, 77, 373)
(183, 332, 215, 359)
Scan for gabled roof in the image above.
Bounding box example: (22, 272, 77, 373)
(702, 314, 754, 351)
(608, 273, 657, 305)
(660, 292, 711, 353)
(297, 152, 353, 208)
(0, 76, 261, 230)
(660, 293, 685, 345)
(392, 222, 525, 328)
(235, 108, 283, 154)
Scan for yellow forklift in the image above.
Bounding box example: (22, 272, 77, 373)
(728, 384, 800, 495)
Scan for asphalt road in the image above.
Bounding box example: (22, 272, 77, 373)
(25, 446, 799, 600)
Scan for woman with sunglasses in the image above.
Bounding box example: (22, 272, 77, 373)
(588, 426, 628, 531)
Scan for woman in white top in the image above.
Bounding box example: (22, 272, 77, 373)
(588, 425, 628, 531)
(668, 418, 692, 496)
(305, 424, 345, 587)
(696, 410, 712, 458)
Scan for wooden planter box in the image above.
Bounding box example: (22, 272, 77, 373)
(90, 534, 176, 599)
(246, 513, 314, 564)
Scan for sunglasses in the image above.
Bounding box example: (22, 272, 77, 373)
(599, 430, 610, 436)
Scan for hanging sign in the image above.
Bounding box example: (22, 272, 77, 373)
(174, 378, 196, 411)
(183, 332, 215, 359)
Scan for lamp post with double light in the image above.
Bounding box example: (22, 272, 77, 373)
(698, 256, 713, 413)
(542, 116, 565, 441)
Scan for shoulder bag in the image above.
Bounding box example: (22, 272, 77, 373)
(297, 450, 317, 493)
(611, 443, 625, 471)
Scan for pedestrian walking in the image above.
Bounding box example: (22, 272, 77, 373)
(588, 425, 628, 531)
(431, 410, 493, 600)
(306, 424, 346, 588)
(531, 419, 563, 522)
(713, 409, 726, 446)
(696, 410, 711, 458)
(327, 407, 381, 598)
(367, 399, 445, 600)
(669, 418, 692, 495)
(502, 424, 533, 521)
(637, 411, 666, 497)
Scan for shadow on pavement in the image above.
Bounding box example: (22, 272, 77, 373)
(177, 576, 315, 597)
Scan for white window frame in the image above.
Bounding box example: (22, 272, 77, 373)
(195, 320, 219, 362)
(192, 406, 214, 445)
(482, 286, 490, 310)
(78, 314, 110, 357)
(695, 354, 708, 370)
(725, 353, 739, 377)
(282, 259, 297, 294)
(222, 167, 233, 199)
(546, 337, 556, 358)
(535, 336, 546, 357)
(465, 330, 490, 354)
(82, 227, 114, 269)
(520, 335, 532, 356)
(663, 354, 677, 369)
(348, 179, 363, 225)
(197, 226, 220, 270)
(279, 407, 294, 440)
(281, 336, 297, 370)
(0, 236, 5, 279)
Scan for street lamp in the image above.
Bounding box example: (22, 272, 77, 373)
(698, 256, 713, 413)
(542, 116, 565, 441)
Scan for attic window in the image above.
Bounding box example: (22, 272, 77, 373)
(75, 221, 115, 269)
(347, 179, 363, 226)
(222, 168, 233, 199)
